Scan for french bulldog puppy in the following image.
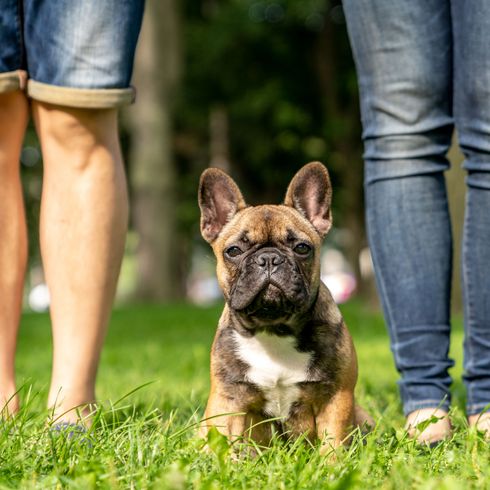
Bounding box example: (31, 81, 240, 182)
(198, 162, 371, 454)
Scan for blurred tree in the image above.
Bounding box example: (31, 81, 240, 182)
(313, 2, 367, 294)
(128, 0, 183, 301)
(20, 129, 43, 293)
(175, 0, 370, 294)
(446, 135, 465, 313)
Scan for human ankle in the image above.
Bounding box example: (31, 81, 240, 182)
(48, 402, 96, 426)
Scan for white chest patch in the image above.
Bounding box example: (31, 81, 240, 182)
(233, 331, 313, 419)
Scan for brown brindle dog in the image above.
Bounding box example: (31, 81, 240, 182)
(198, 162, 371, 455)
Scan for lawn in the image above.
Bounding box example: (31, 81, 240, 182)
(1, 301, 488, 489)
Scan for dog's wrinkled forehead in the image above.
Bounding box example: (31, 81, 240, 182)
(217, 205, 319, 247)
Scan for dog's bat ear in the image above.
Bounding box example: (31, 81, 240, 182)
(284, 162, 332, 237)
(199, 168, 246, 243)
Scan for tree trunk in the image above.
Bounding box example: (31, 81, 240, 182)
(128, 0, 182, 301)
(209, 104, 231, 172)
(446, 133, 465, 313)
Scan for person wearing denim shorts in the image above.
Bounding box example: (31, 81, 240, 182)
(342, 0, 490, 443)
(0, 0, 144, 424)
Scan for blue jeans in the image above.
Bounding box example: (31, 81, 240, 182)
(343, 0, 490, 416)
(0, 0, 145, 107)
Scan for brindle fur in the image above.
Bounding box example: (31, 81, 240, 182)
(198, 162, 372, 455)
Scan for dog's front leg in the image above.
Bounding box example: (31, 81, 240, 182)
(200, 392, 271, 445)
(315, 388, 355, 456)
(199, 390, 244, 440)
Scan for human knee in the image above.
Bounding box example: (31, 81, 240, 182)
(364, 132, 452, 186)
(457, 125, 490, 183)
(0, 91, 29, 139)
(457, 114, 490, 187)
(0, 91, 29, 173)
(34, 103, 118, 144)
(466, 170, 490, 191)
(361, 87, 453, 185)
(34, 102, 119, 169)
(361, 58, 452, 163)
(0, 87, 27, 108)
(363, 64, 454, 183)
(362, 67, 451, 141)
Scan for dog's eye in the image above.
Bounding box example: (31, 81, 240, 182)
(225, 246, 243, 258)
(293, 243, 311, 255)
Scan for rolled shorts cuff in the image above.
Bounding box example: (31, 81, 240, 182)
(0, 70, 28, 93)
(27, 80, 136, 109)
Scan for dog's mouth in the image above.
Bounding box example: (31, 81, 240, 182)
(242, 282, 294, 321)
(228, 261, 310, 325)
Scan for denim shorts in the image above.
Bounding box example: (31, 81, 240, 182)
(0, 0, 145, 108)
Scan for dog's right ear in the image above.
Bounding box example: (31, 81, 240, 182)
(198, 168, 246, 243)
(284, 162, 333, 237)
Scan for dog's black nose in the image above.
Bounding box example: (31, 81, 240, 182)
(255, 249, 285, 268)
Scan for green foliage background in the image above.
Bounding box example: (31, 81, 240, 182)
(19, 0, 366, 299)
(174, 0, 363, 251)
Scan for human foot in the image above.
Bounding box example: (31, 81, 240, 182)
(47, 388, 96, 427)
(468, 412, 490, 438)
(405, 408, 451, 445)
(0, 390, 19, 419)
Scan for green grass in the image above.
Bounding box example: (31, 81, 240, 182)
(1, 301, 488, 489)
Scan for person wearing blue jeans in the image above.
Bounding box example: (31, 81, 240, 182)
(342, 0, 490, 443)
(0, 1, 144, 424)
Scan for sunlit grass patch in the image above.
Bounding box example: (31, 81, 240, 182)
(1, 301, 481, 489)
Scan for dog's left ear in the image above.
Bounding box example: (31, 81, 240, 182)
(199, 168, 246, 243)
(284, 162, 332, 237)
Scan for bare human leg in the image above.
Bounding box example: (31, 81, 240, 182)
(32, 102, 128, 424)
(0, 91, 28, 418)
